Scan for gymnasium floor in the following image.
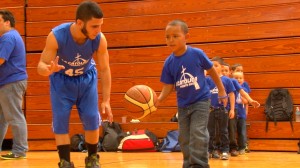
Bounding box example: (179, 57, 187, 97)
(0, 151, 299, 168)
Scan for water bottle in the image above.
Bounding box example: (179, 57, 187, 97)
(295, 107, 300, 122)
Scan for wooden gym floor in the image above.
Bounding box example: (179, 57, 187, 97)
(0, 151, 299, 168)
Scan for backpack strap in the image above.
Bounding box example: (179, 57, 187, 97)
(266, 116, 269, 132)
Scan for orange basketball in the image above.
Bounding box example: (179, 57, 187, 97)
(124, 85, 157, 119)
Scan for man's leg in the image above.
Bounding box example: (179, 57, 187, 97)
(0, 81, 28, 159)
(85, 129, 99, 156)
(56, 134, 71, 164)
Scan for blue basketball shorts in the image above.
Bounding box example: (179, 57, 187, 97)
(50, 68, 101, 134)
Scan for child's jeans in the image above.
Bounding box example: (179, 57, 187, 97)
(237, 118, 247, 150)
(178, 100, 210, 168)
(208, 106, 229, 153)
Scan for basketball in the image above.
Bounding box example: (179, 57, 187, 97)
(124, 85, 158, 119)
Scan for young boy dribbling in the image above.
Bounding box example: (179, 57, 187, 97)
(156, 20, 228, 168)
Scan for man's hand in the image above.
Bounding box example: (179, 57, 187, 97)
(101, 101, 113, 123)
(47, 56, 65, 74)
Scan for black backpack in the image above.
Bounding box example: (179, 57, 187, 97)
(264, 88, 294, 132)
(101, 121, 124, 151)
(70, 134, 86, 152)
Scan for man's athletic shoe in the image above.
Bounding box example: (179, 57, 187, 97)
(0, 152, 26, 160)
(58, 159, 75, 168)
(85, 154, 100, 168)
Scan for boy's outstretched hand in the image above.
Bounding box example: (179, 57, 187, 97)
(249, 100, 260, 108)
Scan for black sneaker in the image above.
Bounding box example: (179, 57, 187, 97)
(58, 159, 75, 168)
(85, 154, 100, 168)
(230, 150, 239, 157)
(0, 152, 26, 160)
(210, 150, 220, 159)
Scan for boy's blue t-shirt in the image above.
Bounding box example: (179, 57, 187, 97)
(206, 75, 236, 109)
(242, 81, 251, 93)
(160, 46, 213, 108)
(0, 29, 27, 87)
(52, 23, 100, 76)
(236, 81, 251, 119)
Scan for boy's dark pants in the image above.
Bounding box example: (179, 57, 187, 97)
(208, 107, 229, 153)
(229, 109, 238, 151)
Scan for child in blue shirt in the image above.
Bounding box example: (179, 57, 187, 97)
(206, 57, 235, 160)
(157, 20, 227, 168)
(232, 72, 249, 154)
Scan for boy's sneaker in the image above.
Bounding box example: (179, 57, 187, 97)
(0, 152, 26, 160)
(209, 150, 220, 159)
(221, 152, 229, 160)
(85, 154, 100, 168)
(230, 150, 239, 157)
(239, 149, 246, 155)
(58, 159, 75, 168)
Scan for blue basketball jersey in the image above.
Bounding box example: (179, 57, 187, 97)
(52, 23, 100, 76)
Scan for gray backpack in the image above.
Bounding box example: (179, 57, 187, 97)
(101, 121, 124, 151)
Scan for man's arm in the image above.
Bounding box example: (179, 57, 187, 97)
(95, 33, 113, 122)
(37, 32, 64, 76)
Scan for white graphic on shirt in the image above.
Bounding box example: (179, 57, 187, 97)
(176, 66, 200, 90)
(210, 87, 218, 94)
(236, 93, 243, 105)
(61, 53, 89, 67)
(61, 53, 89, 76)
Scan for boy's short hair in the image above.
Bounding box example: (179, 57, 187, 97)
(211, 56, 224, 65)
(76, 1, 103, 22)
(231, 63, 242, 71)
(221, 62, 230, 67)
(0, 10, 15, 28)
(167, 19, 189, 34)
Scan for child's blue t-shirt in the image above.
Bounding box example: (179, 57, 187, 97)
(160, 46, 212, 108)
(206, 75, 236, 109)
(0, 29, 27, 87)
(52, 23, 100, 76)
(241, 81, 251, 93)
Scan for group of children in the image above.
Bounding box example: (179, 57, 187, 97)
(206, 58, 259, 160)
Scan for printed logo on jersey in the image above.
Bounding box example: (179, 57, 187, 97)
(176, 66, 200, 90)
(61, 53, 90, 76)
(210, 87, 218, 94)
(61, 53, 89, 67)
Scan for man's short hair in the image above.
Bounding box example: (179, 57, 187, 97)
(0, 10, 15, 28)
(76, 1, 103, 22)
